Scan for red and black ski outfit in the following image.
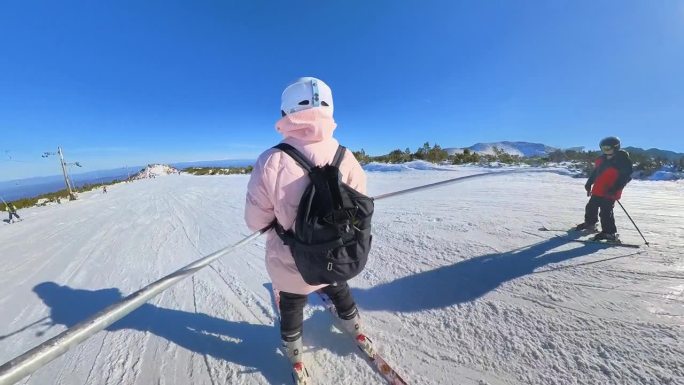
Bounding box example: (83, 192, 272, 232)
(584, 150, 633, 234)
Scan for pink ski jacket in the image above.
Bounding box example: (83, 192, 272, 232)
(244, 107, 367, 295)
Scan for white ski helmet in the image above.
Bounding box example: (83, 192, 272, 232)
(280, 77, 333, 116)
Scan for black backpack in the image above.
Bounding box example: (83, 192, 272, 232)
(272, 143, 374, 285)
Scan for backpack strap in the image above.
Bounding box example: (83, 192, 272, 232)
(272, 220, 295, 246)
(271, 143, 318, 241)
(273, 143, 315, 172)
(274, 143, 347, 170)
(332, 145, 346, 168)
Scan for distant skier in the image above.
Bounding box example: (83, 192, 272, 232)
(102, 186, 108, 194)
(5, 202, 21, 223)
(575, 136, 633, 241)
(244, 77, 370, 382)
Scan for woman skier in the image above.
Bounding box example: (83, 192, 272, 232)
(244, 77, 368, 383)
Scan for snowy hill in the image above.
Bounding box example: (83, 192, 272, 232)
(445, 141, 557, 157)
(0, 169, 681, 384)
(131, 164, 179, 180)
(363, 160, 456, 172)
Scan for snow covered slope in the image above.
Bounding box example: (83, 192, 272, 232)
(0, 170, 682, 385)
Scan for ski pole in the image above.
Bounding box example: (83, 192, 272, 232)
(0, 317, 50, 341)
(617, 200, 650, 246)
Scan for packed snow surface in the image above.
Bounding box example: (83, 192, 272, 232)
(0, 167, 682, 385)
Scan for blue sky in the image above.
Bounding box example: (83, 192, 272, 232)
(1, 0, 683, 181)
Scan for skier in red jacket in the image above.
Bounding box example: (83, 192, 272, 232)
(575, 137, 633, 241)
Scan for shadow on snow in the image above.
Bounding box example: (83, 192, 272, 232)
(27, 282, 354, 384)
(11, 235, 609, 382)
(354, 234, 606, 313)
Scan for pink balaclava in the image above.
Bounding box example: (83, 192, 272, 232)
(275, 77, 337, 142)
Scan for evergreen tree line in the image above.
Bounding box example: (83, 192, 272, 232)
(184, 166, 253, 176)
(352, 142, 452, 165)
(352, 142, 528, 166)
(548, 149, 684, 176)
(353, 144, 684, 177)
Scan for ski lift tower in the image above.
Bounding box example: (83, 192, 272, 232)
(42, 147, 81, 200)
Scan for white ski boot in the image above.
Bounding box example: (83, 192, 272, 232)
(339, 311, 376, 357)
(282, 336, 311, 385)
(339, 310, 362, 337)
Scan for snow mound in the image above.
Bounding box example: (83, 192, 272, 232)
(649, 170, 683, 181)
(132, 164, 179, 180)
(363, 160, 454, 172)
(470, 142, 555, 157)
(445, 142, 557, 157)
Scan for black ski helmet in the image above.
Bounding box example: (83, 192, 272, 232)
(599, 136, 621, 151)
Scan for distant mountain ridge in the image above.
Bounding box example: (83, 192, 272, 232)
(445, 141, 557, 157)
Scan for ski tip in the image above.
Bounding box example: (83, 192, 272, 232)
(539, 226, 575, 232)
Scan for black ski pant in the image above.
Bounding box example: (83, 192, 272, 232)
(8, 212, 20, 221)
(279, 281, 357, 342)
(585, 195, 616, 234)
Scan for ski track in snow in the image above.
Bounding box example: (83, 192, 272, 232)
(0, 170, 682, 385)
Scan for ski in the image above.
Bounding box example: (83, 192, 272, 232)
(538, 226, 596, 234)
(539, 226, 641, 248)
(566, 237, 641, 249)
(316, 291, 409, 385)
(539, 226, 569, 232)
